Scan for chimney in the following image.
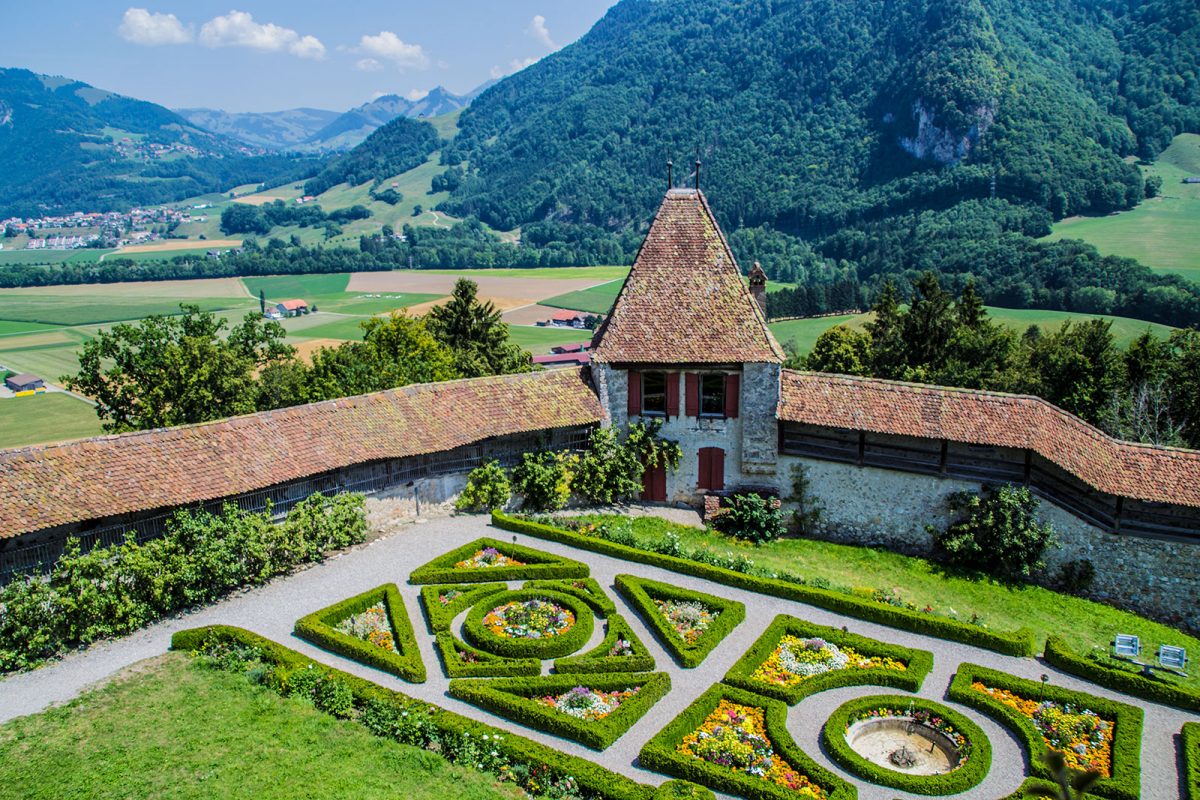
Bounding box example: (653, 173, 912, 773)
(749, 261, 768, 316)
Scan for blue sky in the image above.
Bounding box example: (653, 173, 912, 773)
(4, 2, 617, 112)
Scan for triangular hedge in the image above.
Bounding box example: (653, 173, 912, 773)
(294, 583, 425, 683)
(523, 577, 616, 616)
(433, 631, 541, 678)
(448, 671, 671, 750)
(419, 582, 507, 633)
(554, 613, 655, 674)
(614, 574, 744, 668)
(409, 537, 589, 584)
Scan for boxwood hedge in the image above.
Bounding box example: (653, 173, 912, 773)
(555, 613, 656, 675)
(614, 575, 744, 669)
(493, 512, 1035, 657)
(949, 663, 1143, 800)
(652, 781, 715, 800)
(433, 631, 540, 678)
(409, 536, 588, 584)
(723, 614, 932, 703)
(448, 671, 671, 750)
(821, 694, 991, 795)
(524, 577, 617, 616)
(293, 583, 425, 683)
(419, 582, 507, 633)
(1184, 722, 1200, 800)
(463, 588, 595, 660)
(638, 682, 855, 800)
(171, 625, 656, 800)
(1044, 635, 1200, 713)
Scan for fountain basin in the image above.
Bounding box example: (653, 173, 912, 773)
(844, 716, 961, 775)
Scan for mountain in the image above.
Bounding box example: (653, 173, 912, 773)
(303, 115, 441, 196)
(175, 107, 340, 150)
(0, 67, 309, 218)
(303, 85, 483, 151)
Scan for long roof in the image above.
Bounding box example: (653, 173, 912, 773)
(779, 370, 1200, 508)
(592, 189, 784, 364)
(0, 368, 602, 539)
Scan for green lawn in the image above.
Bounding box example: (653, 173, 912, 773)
(0, 248, 113, 265)
(507, 326, 594, 354)
(768, 314, 862, 355)
(0, 653, 524, 800)
(1044, 133, 1200, 282)
(289, 316, 374, 341)
(567, 514, 1200, 690)
(241, 274, 441, 317)
(541, 280, 624, 315)
(426, 266, 631, 280)
(0, 320, 63, 336)
(0, 394, 102, 448)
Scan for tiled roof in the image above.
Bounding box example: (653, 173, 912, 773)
(779, 370, 1200, 508)
(592, 189, 784, 364)
(0, 368, 602, 539)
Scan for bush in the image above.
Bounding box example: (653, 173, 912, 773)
(571, 422, 682, 505)
(1057, 559, 1096, 594)
(788, 463, 824, 535)
(653, 781, 715, 800)
(455, 460, 511, 512)
(930, 484, 1056, 581)
(512, 451, 576, 511)
(493, 512, 1036, 657)
(419, 582, 507, 633)
(523, 577, 617, 615)
(711, 494, 786, 544)
(433, 631, 541, 678)
(822, 695, 991, 794)
(614, 575, 745, 668)
(407, 536, 589, 584)
(723, 614, 932, 703)
(555, 613, 656, 674)
(1043, 635, 1200, 713)
(447, 671, 671, 750)
(462, 588, 595, 660)
(1184, 722, 1200, 800)
(294, 583, 426, 683)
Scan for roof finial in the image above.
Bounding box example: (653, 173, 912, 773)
(694, 159, 701, 191)
(666, 160, 673, 191)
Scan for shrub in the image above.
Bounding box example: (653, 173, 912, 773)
(555, 613, 656, 674)
(408, 536, 589, 584)
(512, 451, 577, 511)
(1184, 722, 1200, 800)
(787, 463, 824, 535)
(455, 460, 511, 512)
(1057, 559, 1096, 594)
(614, 575, 745, 668)
(930, 484, 1056, 581)
(572, 421, 683, 505)
(653, 781, 715, 800)
(711, 493, 786, 544)
(462, 588, 594, 660)
(523, 577, 617, 616)
(419, 582, 507, 633)
(433, 631, 541, 678)
(1043, 635, 1200, 713)
(294, 584, 426, 683)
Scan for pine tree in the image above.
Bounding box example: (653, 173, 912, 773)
(425, 279, 531, 377)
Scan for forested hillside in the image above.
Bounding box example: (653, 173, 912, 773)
(0, 69, 311, 217)
(303, 116, 441, 196)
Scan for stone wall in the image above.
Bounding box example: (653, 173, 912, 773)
(777, 454, 1200, 632)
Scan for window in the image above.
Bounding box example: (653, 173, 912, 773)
(642, 371, 667, 416)
(700, 374, 725, 417)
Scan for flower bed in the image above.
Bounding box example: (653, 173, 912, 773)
(448, 672, 672, 751)
(614, 575, 745, 668)
(463, 588, 594, 660)
(433, 631, 540, 678)
(419, 582, 507, 633)
(724, 615, 931, 703)
(524, 577, 618, 616)
(949, 663, 1142, 800)
(293, 584, 425, 683)
(554, 613, 656, 674)
(409, 536, 589, 584)
(820, 695, 991, 795)
(639, 682, 853, 800)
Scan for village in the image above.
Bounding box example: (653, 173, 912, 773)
(1, 206, 201, 251)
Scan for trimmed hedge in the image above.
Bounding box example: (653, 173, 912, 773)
(555, 613, 656, 675)
(409, 536, 589, 584)
(419, 582, 507, 633)
(1044, 635, 1200, 713)
(652, 781, 715, 800)
(638, 682, 855, 800)
(949, 663, 1143, 800)
(524, 577, 617, 616)
(448, 671, 671, 750)
(433, 631, 540, 678)
(821, 694, 991, 795)
(171, 625, 655, 800)
(614, 575, 745, 669)
(1185, 722, 1200, 800)
(492, 512, 1035, 657)
(723, 614, 932, 704)
(463, 588, 595, 660)
(294, 583, 425, 683)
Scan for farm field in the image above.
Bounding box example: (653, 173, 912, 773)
(540, 279, 624, 314)
(1044, 133, 1200, 282)
(0, 393, 102, 448)
(0, 248, 113, 266)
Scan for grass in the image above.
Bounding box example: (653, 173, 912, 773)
(0, 248, 113, 265)
(540, 280, 624, 314)
(506, 326, 594, 354)
(0, 653, 525, 800)
(241, 274, 441, 316)
(768, 314, 861, 355)
(566, 514, 1200, 689)
(0, 295, 251, 326)
(0, 320, 63, 336)
(1044, 133, 1200, 282)
(426, 267, 631, 280)
(0, 394, 101, 448)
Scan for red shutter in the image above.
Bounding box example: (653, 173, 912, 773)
(627, 371, 641, 417)
(654, 465, 667, 501)
(697, 448, 712, 490)
(711, 448, 726, 491)
(685, 373, 699, 417)
(724, 374, 740, 419)
(665, 372, 680, 417)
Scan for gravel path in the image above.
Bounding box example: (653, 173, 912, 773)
(0, 514, 1192, 799)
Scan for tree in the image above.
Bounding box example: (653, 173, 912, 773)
(805, 325, 873, 376)
(219, 204, 269, 236)
(258, 289, 266, 316)
(1026, 319, 1120, 424)
(903, 271, 956, 370)
(425, 278, 531, 377)
(864, 280, 907, 379)
(930, 484, 1056, 581)
(65, 305, 293, 432)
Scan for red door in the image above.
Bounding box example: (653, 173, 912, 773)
(641, 463, 667, 502)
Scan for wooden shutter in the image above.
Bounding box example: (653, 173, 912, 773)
(685, 373, 699, 417)
(710, 448, 726, 490)
(665, 372, 680, 417)
(724, 374, 740, 419)
(627, 371, 641, 417)
(697, 448, 712, 490)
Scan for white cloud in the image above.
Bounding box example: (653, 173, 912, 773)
(356, 58, 383, 72)
(198, 10, 325, 59)
(118, 8, 192, 46)
(528, 14, 556, 49)
(358, 31, 430, 70)
(406, 88, 429, 102)
(490, 56, 538, 80)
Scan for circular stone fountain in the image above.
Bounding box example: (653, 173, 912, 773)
(844, 715, 961, 775)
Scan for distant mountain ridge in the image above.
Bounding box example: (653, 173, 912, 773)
(173, 107, 341, 151)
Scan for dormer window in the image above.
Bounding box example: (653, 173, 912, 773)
(642, 371, 667, 416)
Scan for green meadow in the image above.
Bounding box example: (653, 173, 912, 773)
(540, 279, 624, 314)
(0, 393, 101, 448)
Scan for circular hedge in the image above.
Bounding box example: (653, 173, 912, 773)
(821, 694, 991, 795)
(463, 588, 594, 660)
(653, 780, 715, 800)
